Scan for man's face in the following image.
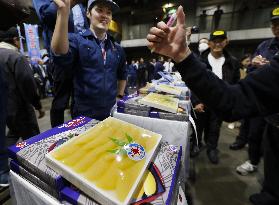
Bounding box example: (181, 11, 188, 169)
(13, 37, 20, 49)
(87, 3, 112, 32)
(271, 19, 279, 38)
(209, 38, 228, 53)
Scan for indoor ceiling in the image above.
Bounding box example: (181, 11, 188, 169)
(0, 0, 276, 30)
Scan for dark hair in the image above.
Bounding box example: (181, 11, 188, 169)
(0, 27, 19, 44)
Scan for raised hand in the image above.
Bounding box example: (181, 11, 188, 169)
(146, 6, 190, 63)
(53, 0, 70, 15)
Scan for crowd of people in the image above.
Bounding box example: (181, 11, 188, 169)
(0, 0, 279, 205)
(126, 56, 175, 89)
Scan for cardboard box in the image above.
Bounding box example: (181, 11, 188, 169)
(117, 94, 150, 111)
(60, 142, 182, 205)
(60, 163, 165, 205)
(151, 142, 183, 205)
(10, 160, 60, 199)
(46, 117, 162, 205)
(8, 116, 99, 191)
(139, 93, 179, 114)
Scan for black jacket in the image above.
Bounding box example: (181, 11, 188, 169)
(0, 47, 42, 117)
(191, 49, 240, 106)
(177, 53, 279, 122)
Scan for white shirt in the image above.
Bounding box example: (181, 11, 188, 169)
(163, 61, 174, 72)
(208, 53, 225, 79)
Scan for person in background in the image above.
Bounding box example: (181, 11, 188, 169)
(229, 54, 252, 150)
(51, 0, 127, 120)
(154, 56, 165, 80)
(199, 10, 207, 32)
(147, 58, 156, 82)
(0, 27, 45, 186)
(137, 57, 147, 88)
(236, 8, 279, 181)
(212, 5, 223, 30)
(0, 63, 8, 187)
(127, 60, 137, 89)
(163, 58, 174, 72)
(147, 6, 279, 204)
(198, 37, 209, 55)
(32, 0, 88, 127)
(191, 30, 240, 164)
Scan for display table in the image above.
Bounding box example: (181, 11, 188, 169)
(9, 113, 191, 205)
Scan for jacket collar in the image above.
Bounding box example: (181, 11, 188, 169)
(269, 37, 279, 49)
(81, 29, 109, 41)
(0, 42, 19, 52)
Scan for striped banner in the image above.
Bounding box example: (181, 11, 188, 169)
(24, 23, 41, 65)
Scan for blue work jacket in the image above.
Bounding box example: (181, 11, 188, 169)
(52, 29, 127, 120)
(248, 37, 279, 73)
(32, 0, 88, 52)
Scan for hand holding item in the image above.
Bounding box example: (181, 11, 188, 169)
(38, 109, 45, 119)
(252, 55, 270, 68)
(146, 6, 191, 63)
(194, 103, 205, 113)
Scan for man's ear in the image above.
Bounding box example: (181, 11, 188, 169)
(86, 10, 91, 19)
(225, 39, 229, 46)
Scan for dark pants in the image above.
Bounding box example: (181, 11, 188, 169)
(147, 70, 154, 82)
(136, 70, 146, 88)
(247, 117, 265, 165)
(50, 62, 73, 128)
(263, 123, 279, 202)
(194, 109, 222, 150)
(6, 106, 40, 146)
(128, 75, 137, 87)
(234, 118, 249, 145)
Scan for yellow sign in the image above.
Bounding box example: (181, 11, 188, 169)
(213, 30, 225, 36)
(109, 20, 121, 33)
(272, 8, 279, 16)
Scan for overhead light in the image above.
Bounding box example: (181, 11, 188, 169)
(163, 3, 174, 9)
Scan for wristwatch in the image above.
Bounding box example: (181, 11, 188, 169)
(117, 94, 124, 99)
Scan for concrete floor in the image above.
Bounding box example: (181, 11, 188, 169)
(3, 97, 262, 205)
(190, 123, 262, 205)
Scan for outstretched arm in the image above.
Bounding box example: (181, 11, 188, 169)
(51, 0, 71, 54)
(146, 6, 279, 121)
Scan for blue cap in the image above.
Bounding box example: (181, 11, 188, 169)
(87, 0, 119, 13)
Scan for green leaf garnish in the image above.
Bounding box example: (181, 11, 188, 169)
(107, 149, 120, 154)
(107, 133, 134, 155)
(125, 133, 134, 143)
(109, 137, 126, 146)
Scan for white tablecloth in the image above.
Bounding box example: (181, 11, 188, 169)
(9, 171, 62, 205)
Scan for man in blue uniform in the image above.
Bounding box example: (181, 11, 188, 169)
(147, 6, 279, 205)
(51, 0, 127, 120)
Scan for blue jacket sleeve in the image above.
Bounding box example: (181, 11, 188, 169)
(51, 33, 79, 69)
(176, 53, 279, 121)
(32, 0, 57, 29)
